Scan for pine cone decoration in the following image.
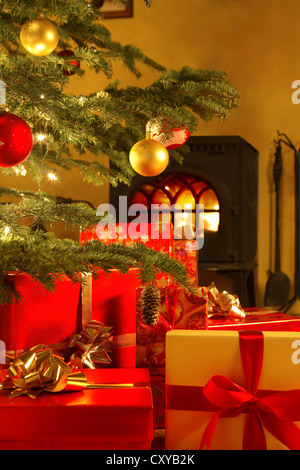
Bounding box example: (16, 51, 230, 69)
(140, 283, 161, 326)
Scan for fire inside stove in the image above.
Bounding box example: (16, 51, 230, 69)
(131, 172, 220, 235)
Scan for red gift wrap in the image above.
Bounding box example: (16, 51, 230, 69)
(174, 239, 198, 286)
(207, 308, 300, 332)
(204, 283, 300, 332)
(136, 286, 208, 376)
(86, 269, 140, 368)
(0, 273, 81, 352)
(0, 368, 153, 450)
(81, 222, 174, 287)
(81, 222, 173, 254)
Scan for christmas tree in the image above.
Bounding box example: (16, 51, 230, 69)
(0, 0, 239, 305)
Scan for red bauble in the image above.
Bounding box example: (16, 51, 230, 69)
(152, 121, 191, 150)
(57, 50, 80, 76)
(0, 112, 33, 168)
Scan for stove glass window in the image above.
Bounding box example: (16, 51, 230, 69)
(131, 173, 220, 233)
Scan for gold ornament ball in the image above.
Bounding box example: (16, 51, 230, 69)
(20, 19, 59, 56)
(129, 137, 169, 177)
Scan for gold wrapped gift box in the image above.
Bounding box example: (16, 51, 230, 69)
(165, 330, 300, 450)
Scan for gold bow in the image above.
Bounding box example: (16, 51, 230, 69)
(68, 320, 113, 369)
(0, 345, 87, 399)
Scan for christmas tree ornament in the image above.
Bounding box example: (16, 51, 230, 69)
(0, 112, 33, 168)
(129, 131, 169, 177)
(20, 18, 59, 56)
(139, 283, 161, 326)
(152, 120, 191, 150)
(57, 50, 80, 76)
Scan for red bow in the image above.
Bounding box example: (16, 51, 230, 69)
(200, 331, 300, 450)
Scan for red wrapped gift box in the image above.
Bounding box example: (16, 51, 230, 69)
(0, 368, 153, 450)
(136, 286, 208, 377)
(0, 273, 81, 352)
(174, 239, 198, 286)
(80, 222, 173, 254)
(80, 222, 174, 288)
(87, 269, 141, 368)
(207, 308, 300, 332)
(136, 285, 207, 429)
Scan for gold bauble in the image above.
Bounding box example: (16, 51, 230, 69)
(129, 136, 169, 177)
(20, 19, 59, 56)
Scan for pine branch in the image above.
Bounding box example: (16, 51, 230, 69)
(0, 199, 104, 231)
(0, 237, 195, 305)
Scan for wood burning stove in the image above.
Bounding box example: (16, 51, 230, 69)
(110, 135, 259, 307)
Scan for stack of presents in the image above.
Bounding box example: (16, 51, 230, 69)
(1, 223, 300, 450)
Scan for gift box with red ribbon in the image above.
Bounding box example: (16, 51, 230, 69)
(203, 283, 300, 332)
(207, 308, 300, 332)
(0, 273, 81, 352)
(83, 269, 141, 368)
(80, 222, 174, 288)
(0, 367, 153, 450)
(136, 285, 208, 376)
(165, 329, 300, 450)
(81, 222, 173, 252)
(174, 239, 198, 286)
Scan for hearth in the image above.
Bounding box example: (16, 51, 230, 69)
(110, 136, 259, 307)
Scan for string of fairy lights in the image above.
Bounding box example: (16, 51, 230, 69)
(0, 0, 159, 239)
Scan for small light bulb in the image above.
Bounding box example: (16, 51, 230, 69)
(40, 94, 45, 99)
(20, 165, 27, 176)
(37, 134, 46, 141)
(48, 172, 57, 181)
(4, 226, 10, 235)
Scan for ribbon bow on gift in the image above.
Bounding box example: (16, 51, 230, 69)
(200, 331, 300, 450)
(207, 282, 245, 320)
(68, 320, 113, 369)
(0, 345, 87, 399)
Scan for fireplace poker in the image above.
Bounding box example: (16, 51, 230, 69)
(275, 132, 300, 312)
(264, 138, 290, 307)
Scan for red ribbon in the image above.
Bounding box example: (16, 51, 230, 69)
(199, 331, 300, 450)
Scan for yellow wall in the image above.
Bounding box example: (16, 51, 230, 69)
(3, 0, 300, 312)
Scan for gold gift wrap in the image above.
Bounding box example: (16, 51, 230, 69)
(165, 330, 300, 450)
